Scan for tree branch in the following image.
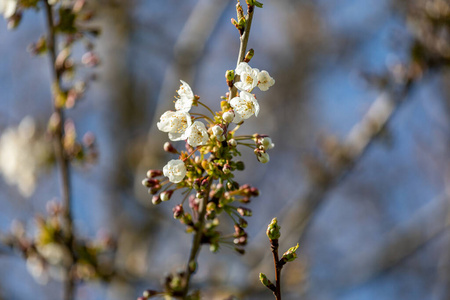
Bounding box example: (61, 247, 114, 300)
(43, 2, 75, 300)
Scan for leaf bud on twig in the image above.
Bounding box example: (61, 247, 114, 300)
(266, 218, 281, 240)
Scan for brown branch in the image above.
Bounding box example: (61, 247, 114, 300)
(181, 180, 211, 299)
(270, 239, 282, 300)
(43, 2, 75, 300)
(228, 4, 255, 101)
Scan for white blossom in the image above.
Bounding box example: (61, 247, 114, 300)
(234, 62, 259, 92)
(26, 256, 49, 285)
(257, 70, 275, 91)
(163, 159, 187, 183)
(157, 110, 192, 141)
(222, 111, 234, 123)
(0, 0, 17, 19)
(175, 80, 195, 112)
(48, 0, 59, 5)
(211, 125, 225, 141)
(212, 125, 224, 137)
(261, 137, 275, 150)
(256, 151, 270, 163)
(185, 121, 209, 147)
(230, 91, 260, 123)
(0, 117, 51, 197)
(37, 243, 72, 266)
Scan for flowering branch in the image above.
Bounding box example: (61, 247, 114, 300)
(139, 1, 275, 299)
(43, 2, 75, 299)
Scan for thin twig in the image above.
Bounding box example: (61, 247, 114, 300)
(270, 239, 282, 300)
(181, 179, 212, 299)
(229, 4, 255, 101)
(43, 2, 75, 300)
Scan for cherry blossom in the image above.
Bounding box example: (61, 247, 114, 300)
(234, 62, 259, 92)
(157, 110, 192, 141)
(163, 159, 187, 183)
(230, 91, 260, 123)
(185, 121, 209, 147)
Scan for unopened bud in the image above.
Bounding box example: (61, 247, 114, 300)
(160, 190, 174, 201)
(142, 178, 159, 188)
(223, 164, 231, 174)
(235, 247, 245, 255)
(173, 205, 184, 219)
(236, 2, 244, 19)
(228, 139, 237, 147)
(163, 142, 177, 153)
(239, 218, 248, 228)
(281, 243, 299, 263)
(147, 169, 162, 178)
(266, 218, 281, 240)
(237, 207, 252, 217)
(225, 70, 235, 87)
(193, 178, 202, 190)
(260, 137, 275, 150)
(150, 184, 161, 194)
(210, 243, 219, 253)
(244, 48, 254, 63)
(255, 149, 270, 163)
(143, 290, 158, 298)
(212, 125, 224, 138)
(152, 195, 161, 205)
(250, 187, 259, 196)
(259, 273, 275, 291)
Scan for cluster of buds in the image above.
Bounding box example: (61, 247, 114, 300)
(3, 201, 116, 284)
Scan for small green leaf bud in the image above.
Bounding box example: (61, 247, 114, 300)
(281, 243, 299, 263)
(266, 218, 281, 240)
(188, 261, 197, 273)
(236, 2, 244, 20)
(244, 48, 254, 63)
(259, 273, 275, 291)
(247, 0, 263, 8)
(225, 70, 235, 88)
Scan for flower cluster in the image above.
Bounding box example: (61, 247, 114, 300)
(143, 61, 275, 262)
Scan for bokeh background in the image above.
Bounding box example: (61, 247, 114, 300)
(1, 0, 450, 299)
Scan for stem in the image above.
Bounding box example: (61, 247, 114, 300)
(181, 178, 212, 298)
(44, 2, 75, 300)
(270, 239, 282, 300)
(229, 5, 255, 101)
(197, 101, 216, 117)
